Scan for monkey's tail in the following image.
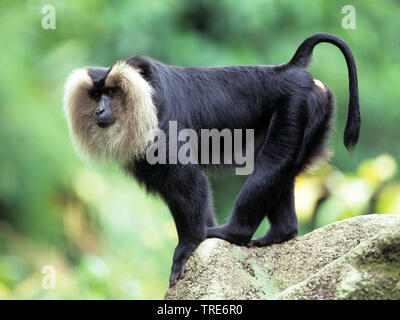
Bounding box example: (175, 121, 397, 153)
(289, 33, 360, 153)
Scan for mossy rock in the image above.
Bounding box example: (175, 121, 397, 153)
(165, 214, 400, 300)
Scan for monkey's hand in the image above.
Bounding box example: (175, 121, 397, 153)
(206, 225, 251, 246)
(169, 241, 201, 287)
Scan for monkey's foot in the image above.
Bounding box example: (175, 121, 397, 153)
(248, 229, 298, 247)
(207, 225, 251, 246)
(169, 262, 185, 287)
(169, 241, 202, 287)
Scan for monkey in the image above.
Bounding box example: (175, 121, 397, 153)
(63, 33, 360, 287)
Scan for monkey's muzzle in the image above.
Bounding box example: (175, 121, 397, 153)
(94, 95, 115, 128)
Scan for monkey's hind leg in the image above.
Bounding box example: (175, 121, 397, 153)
(248, 180, 298, 247)
(207, 105, 304, 246)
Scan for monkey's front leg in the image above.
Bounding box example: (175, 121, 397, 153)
(159, 165, 214, 286)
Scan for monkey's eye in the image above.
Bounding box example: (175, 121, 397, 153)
(89, 90, 101, 99)
(105, 87, 117, 96)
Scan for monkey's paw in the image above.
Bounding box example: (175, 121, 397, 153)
(248, 229, 298, 247)
(169, 241, 201, 287)
(169, 262, 185, 287)
(207, 225, 251, 246)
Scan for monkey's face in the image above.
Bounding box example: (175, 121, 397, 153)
(63, 60, 158, 164)
(90, 85, 117, 129)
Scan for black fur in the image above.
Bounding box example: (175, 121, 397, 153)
(122, 33, 360, 286)
(88, 67, 111, 88)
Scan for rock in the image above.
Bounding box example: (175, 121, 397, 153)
(164, 214, 400, 300)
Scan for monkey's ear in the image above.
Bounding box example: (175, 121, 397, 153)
(88, 67, 111, 88)
(125, 55, 153, 81)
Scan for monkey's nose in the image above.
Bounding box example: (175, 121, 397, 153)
(94, 95, 115, 128)
(94, 107, 115, 128)
(95, 107, 105, 115)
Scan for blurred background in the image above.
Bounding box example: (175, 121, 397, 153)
(0, 0, 399, 299)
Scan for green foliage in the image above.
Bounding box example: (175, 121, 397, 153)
(0, 0, 399, 299)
